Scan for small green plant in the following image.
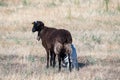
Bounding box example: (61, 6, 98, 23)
(15, 38, 21, 44)
(87, 56, 97, 65)
(67, 7, 72, 20)
(104, 0, 110, 11)
(22, 0, 29, 6)
(92, 35, 101, 44)
(40, 57, 46, 63)
(27, 55, 35, 62)
(85, 43, 95, 51)
(117, 2, 120, 12)
(47, 0, 56, 7)
(26, 41, 33, 46)
(113, 32, 120, 45)
(74, 0, 80, 5)
(59, 0, 64, 3)
(95, 76, 102, 80)
(0, 1, 7, 6)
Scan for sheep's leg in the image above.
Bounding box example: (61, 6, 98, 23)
(58, 54, 61, 72)
(50, 51, 53, 66)
(53, 53, 56, 68)
(68, 54, 72, 72)
(46, 51, 49, 68)
(50, 50, 56, 68)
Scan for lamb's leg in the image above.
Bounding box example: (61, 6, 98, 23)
(58, 54, 61, 72)
(68, 54, 72, 72)
(46, 51, 49, 68)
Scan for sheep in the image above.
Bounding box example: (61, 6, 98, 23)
(32, 21, 72, 72)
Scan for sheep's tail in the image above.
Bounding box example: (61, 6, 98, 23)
(54, 41, 72, 55)
(63, 43, 72, 54)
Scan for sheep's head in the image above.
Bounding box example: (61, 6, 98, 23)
(32, 21, 44, 32)
(32, 21, 44, 41)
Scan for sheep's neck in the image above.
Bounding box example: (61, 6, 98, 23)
(38, 29, 44, 39)
(38, 31, 40, 36)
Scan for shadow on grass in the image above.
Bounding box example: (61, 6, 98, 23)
(78, 62, 87, 68)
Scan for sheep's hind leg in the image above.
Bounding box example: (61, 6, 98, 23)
(50, 51, 53, 66)
(68, 54, 72, 72)
(58, 54, 61, 72)
(53, 53, 56, 68)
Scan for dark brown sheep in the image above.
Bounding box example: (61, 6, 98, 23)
(32, 21, 72, 72)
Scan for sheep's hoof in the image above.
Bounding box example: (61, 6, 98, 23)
(53, 65, 55, 68)
(58, 67, 61, 72)
(53, 63, 56, 68)
(58, 69, 61, 72)
(46, 65, 49, 68)
(50, 63, 52, 66)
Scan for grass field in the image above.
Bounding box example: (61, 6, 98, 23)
(0, 0, 120, 80)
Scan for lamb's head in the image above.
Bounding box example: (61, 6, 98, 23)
(32, 21, 44, 41)
(32, 21, 44, 32)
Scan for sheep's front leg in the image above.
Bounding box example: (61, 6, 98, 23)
(58, 54, 61, 72)
(50, 50, 56, 68)
(46, 51, 49, 68)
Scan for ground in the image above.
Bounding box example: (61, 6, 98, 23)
(0, 0, 120, 80)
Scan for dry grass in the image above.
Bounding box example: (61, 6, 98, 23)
(0, 0, 120, 80)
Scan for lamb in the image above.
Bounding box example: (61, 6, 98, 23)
(32, 21, 72, 72)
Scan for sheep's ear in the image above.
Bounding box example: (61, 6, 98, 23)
(37, 21, 44, 27)
(32, 21, 37, 24)
(40, 22, 44, 26)
(32, 22, 34, 24)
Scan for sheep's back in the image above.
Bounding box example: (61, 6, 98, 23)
(40, 27, 57, 49)
(51, 29, 72, 44)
